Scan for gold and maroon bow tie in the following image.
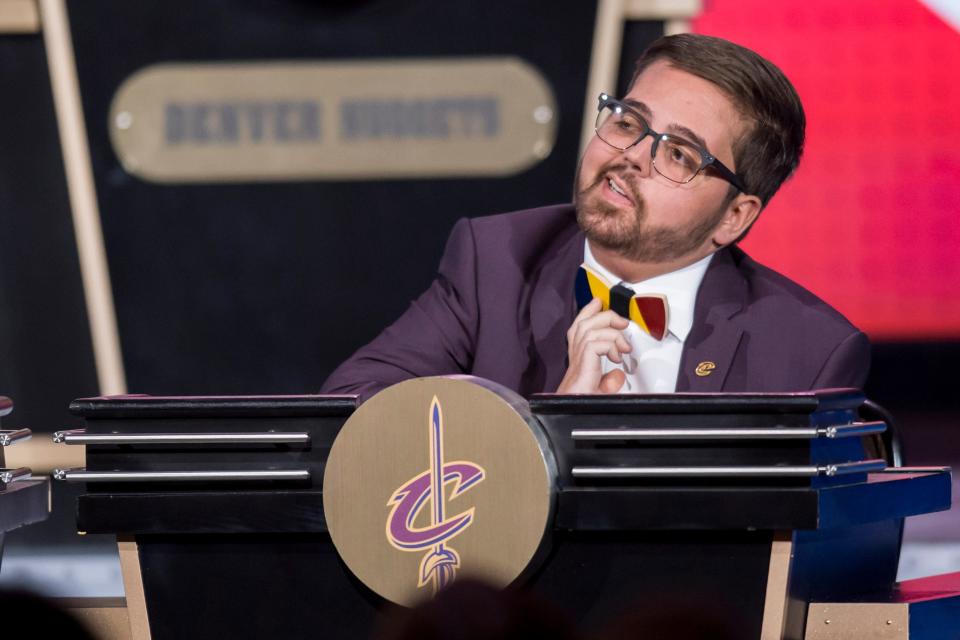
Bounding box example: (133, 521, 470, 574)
(575, 265, 669, 341)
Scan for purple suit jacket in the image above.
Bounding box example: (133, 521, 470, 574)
(322, 204, 870, 399)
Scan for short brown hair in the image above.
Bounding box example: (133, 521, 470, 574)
(633, 34, 805, 208)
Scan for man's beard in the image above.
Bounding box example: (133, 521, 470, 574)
(574, 163, 725, 264)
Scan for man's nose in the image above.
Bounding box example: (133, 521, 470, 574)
(619, 134, 655, 177)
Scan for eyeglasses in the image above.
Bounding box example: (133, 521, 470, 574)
(594, 94, 746, 193)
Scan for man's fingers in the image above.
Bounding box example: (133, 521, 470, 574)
(579, 327, 631, 346)
(574, 297, 603, 323)
(572, 309, 630, 346)
(581, 337, 632, 367)
(567, 298, 603, 342)
(608, 339, 631, 362)
(557, 334, 631, 394)
(599, 369, 626, 393)
(584, 333, 632, 376)
(579, 330, 630, 356)
(559, 300, 635, 395)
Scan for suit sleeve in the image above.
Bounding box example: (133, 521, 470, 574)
(320, 218, 480, 401)
(810, 330, 871, 390)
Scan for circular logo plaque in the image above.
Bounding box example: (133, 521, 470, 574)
(323, 376, 555, 606)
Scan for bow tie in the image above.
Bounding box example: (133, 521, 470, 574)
(575, 265, 669, 341)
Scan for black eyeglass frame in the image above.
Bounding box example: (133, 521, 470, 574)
(595, 93, 747, 194)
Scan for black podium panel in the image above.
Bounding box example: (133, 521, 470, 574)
(131, 524, 908, 640)
(138, 533, 384, 639)
(529, 530, 774, 637)
(533, 390, 875, 493)
(69, 395, 355, 502)
(136, 531, 774, 640)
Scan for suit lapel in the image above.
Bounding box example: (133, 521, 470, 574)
(529, 225, 584, 391)
(676, 248, 746, 392)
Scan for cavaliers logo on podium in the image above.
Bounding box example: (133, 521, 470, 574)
(323, 376, 555, 606)
(386, 397, 486, 593)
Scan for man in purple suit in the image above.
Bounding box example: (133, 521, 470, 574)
(322, 34, 869, 401)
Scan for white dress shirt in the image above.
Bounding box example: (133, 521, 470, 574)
(583, 241, 713, 393)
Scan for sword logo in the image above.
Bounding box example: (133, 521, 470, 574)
(385, 396, 486, 594)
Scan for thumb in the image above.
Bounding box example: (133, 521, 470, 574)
(598, 369, 626, 394)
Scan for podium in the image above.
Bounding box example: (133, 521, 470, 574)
(53, 381, 952, 639)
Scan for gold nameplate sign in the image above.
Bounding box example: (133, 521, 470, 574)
(108, 58, 558, 183)
(323, 376, 556, 606)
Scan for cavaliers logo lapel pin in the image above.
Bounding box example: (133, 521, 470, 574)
(695, 361, 716, 377)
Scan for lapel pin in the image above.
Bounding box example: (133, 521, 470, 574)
(695, 361, 716, 377)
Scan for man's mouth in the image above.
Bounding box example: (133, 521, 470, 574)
(605, 174, 633, 206)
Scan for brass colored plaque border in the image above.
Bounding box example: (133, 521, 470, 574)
(109, 58, 558, 183)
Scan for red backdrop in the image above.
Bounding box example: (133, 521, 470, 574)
(693, 0, 960, 339)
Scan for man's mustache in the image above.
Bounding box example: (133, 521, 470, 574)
(580, 163, 643, 211)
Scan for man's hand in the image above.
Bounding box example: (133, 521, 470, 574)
(556, 298, 632, 394)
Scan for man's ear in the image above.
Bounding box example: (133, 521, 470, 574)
(712, 193, 762, 246)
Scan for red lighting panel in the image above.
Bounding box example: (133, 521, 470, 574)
(693, 0, 960, 339)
